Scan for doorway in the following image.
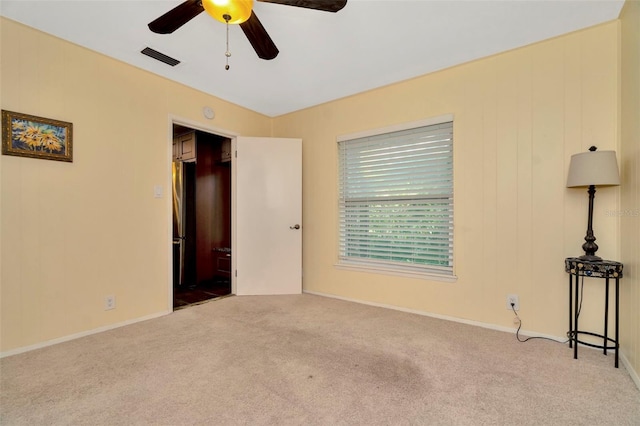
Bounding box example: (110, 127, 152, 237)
(172, 124, 233, 309)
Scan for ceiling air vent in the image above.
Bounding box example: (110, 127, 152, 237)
(141, 47, 180, 67)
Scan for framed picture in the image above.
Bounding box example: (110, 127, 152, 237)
(2, 110, 73, 162)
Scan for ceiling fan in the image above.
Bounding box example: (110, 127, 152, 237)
(148, 0, 347, 62)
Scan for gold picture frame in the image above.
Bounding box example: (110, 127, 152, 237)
(2, 110, 73, 162)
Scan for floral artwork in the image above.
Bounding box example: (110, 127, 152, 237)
(2, 110, 73, 162)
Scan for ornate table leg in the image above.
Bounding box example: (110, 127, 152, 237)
(604, 274, 609, 356)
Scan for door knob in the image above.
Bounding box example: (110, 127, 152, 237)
(290, 224, 300, 230)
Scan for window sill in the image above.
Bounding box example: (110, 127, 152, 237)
(334, 262, 458, 283)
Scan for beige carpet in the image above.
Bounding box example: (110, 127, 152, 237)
(1, 294, 639, 425)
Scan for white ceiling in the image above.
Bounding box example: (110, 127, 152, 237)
(1, 0, 625, 117)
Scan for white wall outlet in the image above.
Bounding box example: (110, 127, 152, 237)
(506, 294, 519, 311)
(105, 295, 116, 310)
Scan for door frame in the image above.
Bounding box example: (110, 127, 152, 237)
(166, 115, 238, 312)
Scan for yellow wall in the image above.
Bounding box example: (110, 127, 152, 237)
(620, 0, 640, 380)
(1, 13, 637, 384)
(0, 18, 271, 351)
(274, 23, 625, 351)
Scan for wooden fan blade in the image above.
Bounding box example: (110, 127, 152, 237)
(148, 0, 204, 34)
(240, 11, 279, 60)
(257, 0, 346, 12)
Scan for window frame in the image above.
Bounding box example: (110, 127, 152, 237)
(335, 115, 456, 282)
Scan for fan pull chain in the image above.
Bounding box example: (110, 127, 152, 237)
(224, 14, 231, 70)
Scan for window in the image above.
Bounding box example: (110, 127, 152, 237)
(337, 119, 453, 278)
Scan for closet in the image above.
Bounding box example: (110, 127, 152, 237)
(172, 125, 232, 308)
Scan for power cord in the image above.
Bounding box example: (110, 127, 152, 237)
(511, 303, 570, 344)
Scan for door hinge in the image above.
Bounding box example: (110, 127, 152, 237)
(235, 150, 237, 158)
(235, 270, 237, 277)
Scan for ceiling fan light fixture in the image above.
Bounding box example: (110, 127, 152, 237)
(203, 0, 253, 24)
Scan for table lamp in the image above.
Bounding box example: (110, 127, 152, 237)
(566, 146, 620, 261)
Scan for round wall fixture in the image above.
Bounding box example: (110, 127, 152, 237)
(202, 106, 215, 120)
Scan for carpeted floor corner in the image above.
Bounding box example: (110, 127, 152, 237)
(1, 294, 639, 425)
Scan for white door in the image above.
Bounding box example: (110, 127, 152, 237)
(234, 137, 302, 295)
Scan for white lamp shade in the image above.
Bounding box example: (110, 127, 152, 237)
(567, 150, 620, 188)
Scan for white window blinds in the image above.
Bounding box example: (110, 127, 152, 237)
(338, 121, 453, 276)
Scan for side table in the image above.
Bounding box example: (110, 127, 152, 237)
(564, 257, 623, 368)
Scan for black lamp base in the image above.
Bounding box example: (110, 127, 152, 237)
(577, 254, 603, 262)
(578, 184, 602, 262)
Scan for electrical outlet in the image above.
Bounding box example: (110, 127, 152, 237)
(506, 294, 519, 311)
(105, 295, 115, 311)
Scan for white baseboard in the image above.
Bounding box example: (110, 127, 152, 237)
(0, 310, 172, 359)
(303, 290, 563, 340)
(303, 290, 640, 391)
(619, 352, 640, 391)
